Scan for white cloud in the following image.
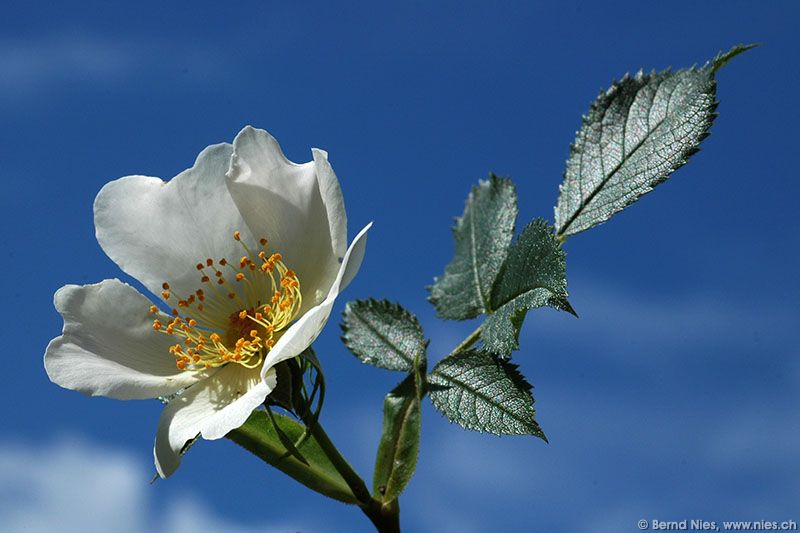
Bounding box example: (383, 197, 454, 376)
(516, 279, 796, 365)
(0, 437, 305, 533)
(0, 34, 227, 101)
(0, 36, 130, 89)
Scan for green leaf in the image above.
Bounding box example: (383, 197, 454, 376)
(710, 43, 758, 74)
(341, 299, 427, 371)
(227, 410, 358, 504)
(554, 45, 754, 237)
(372, 373, 422, 503)
(429, 175, 518, 319)
(428, 350, 546, 439)
(482, 219, 574, 356)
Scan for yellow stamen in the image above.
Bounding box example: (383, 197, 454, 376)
(152, 232, 303, 371)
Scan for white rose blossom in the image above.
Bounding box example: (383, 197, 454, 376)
(44, 126, 371, 477)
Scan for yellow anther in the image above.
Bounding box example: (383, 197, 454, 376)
(152, 237, 301, 373)
(162, 282, 170, 290)
(234, 231, 241, 241)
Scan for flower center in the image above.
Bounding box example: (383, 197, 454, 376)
(151, 231, 302, 371)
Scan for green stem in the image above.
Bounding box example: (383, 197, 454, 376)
(311, 322, 492, 530)
(450, 325, 483, 356)
(306, 419, 372, 503)
(303, 415, 401, 532)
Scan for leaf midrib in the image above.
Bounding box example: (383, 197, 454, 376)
(467, 199, 490, 313)
(432, 366, 535, 433)
(383, 396, 419, 498)
(558, 72, 685, 235)
(350, 307, 415, 368)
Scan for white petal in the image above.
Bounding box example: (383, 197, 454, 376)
(44, 279, 204, 400)
(260, 222, 371, 380)
(94, 142, 249, 299)
(154, 365, 277, 478)
(226, 126, 347, 310)
(311, 147, 348, 260)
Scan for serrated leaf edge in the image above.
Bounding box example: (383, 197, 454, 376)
(429, 352, 546, 440)
(341, 298, 424, 371)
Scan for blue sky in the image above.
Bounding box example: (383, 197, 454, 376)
(2, 2, 798, 532)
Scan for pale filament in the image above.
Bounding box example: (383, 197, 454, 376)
(151, 232, 302, 371)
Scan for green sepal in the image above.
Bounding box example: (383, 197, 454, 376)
(227, 410, 358, 505)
